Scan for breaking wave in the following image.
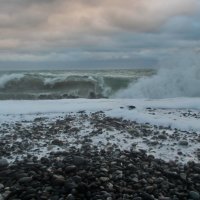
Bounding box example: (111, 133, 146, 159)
(115, 66, 200, 99)
(0, 69, 153, 100)
(0, 74, 24, 89)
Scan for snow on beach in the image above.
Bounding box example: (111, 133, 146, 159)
(0, 98, 200, 163)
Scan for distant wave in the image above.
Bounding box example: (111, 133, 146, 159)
(0, 70, 152, 100)
(115, 66, 200, 98)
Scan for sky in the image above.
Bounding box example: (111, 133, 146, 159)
(0, 0, 200, 70)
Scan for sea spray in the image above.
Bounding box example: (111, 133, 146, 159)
(114, 65, 200, 98)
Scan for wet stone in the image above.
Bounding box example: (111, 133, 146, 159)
(158, 134, 167, 140)
(65, 165, 77, 173)
(52, 175, 65, 185)
(189, 191, 200, 200)
(0, 183, 4, 190)
(128, 105, 136, 110)
(66, 194, 75, 200)
(179, 140, 189, 146)
(51, 139, 64, 146)
(0, 159, 9, 169)
(18, 177, 32, 184)
(0, 194, 4, 200)
(73, 156, 87, 166)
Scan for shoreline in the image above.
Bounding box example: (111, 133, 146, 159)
(0, 98, 200, 199)
(0, 106, 200, 163)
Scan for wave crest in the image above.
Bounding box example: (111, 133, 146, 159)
(0, 74, 24, 89)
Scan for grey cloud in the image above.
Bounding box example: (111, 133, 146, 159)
(0, 0, 198, 48)
(0, 0, 199, 69)
(163, 15, 200, 41)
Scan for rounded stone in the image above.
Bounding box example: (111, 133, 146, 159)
(18, 177, 32, 184)
(189, 191, 200, 200)
(0, 159, 9, 169)
(179, 140, 188, 146)
(65, 165, 77, 173)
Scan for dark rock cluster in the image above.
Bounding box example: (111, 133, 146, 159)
(0, 147, 199, 200)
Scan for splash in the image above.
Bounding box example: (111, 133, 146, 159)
(115, 65, 200, 98)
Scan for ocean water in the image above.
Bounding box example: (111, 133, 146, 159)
(0, 69, 154, 100)
(1, 65, 200, 100)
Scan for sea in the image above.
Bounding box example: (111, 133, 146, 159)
(0, 65, 200, 100)
(0, 69, 154, 100)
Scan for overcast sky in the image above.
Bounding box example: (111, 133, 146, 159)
(0, 0, 200, 70)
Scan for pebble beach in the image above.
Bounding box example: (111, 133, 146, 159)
(0, 99, 200, 200)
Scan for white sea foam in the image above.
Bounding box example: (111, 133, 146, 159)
(115, 65, 200, 98)
(0, 73, 24, 88)
(1, 98, 200, 163)
(1, 98, 200, 131)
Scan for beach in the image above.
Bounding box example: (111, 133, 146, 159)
(1, 0, 200, 199)
(0, 98, 199, 199)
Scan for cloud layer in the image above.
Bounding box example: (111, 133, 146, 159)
(0, 0, 199, 68)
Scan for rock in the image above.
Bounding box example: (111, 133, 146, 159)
(0, 194, 4, 200)
(132, 177, 139, 183)
(158, 134, 167, 140)
(73, 156, 87, 166)
(2, 190, 11, 198)
(100, 177, 109, 182)
(179, 140, 188, 146)
(52, 175, 65, 185)
(180, 173, 187, 181)
(194, 166, 200, 173)
(0, 159, 9, 169)
(145, 186, 154, 193)
(44, 186, 53, 192)
(51, 195, 60, 200)
(77, 182, 88, 192)
(140, 192, 155, 200)
(100, 168, 108, 173)
(18, 177, 32, 184)
(189, 191, 200, 200)
(65, 165, 77, 173)
(101, 191, 111, 198)
(128, 105, 136, 110)
(133, 198, 142, 200)
(0, 183, 4, 190)
(72, 175, 82, 183)
(107, 182, 113, 191)
(65, 180, 77, 192)
(66, 194, 75, 200)
(51, 139, 63, 146)
(40, 157, 49, 164)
